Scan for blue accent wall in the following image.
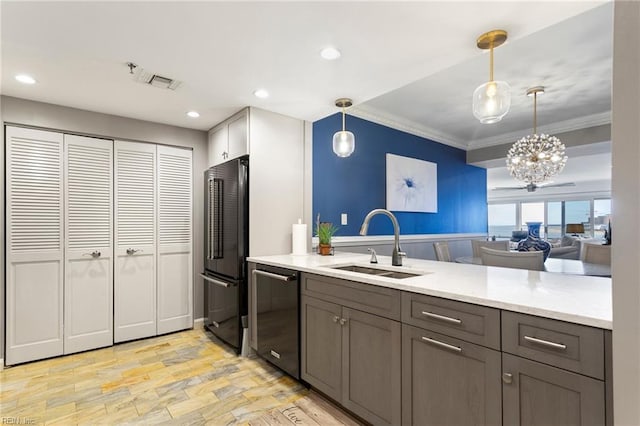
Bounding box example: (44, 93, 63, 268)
(313, 113, 488, 236)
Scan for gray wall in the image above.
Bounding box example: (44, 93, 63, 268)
(611, 1, 640, 423)
(1, 96, 208, 361)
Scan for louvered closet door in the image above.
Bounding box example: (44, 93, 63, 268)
(157, 146, 193, 334)
(114, 141, 157, 343)
(64, 135, 113, 354)
(6, 126, 64, 365)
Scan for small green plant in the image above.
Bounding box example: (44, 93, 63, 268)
(316, 222, 339, 245)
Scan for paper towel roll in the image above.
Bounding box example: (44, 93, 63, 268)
(292, 222, 307, 255)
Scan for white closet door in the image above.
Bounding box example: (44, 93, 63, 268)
(6, 126, 64, 365)
(64, 135, 113, 354)
(114, 141, 157, 343)
(157, 146, 193, 334)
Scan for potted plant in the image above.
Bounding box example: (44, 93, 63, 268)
(316, 221, 339, 255)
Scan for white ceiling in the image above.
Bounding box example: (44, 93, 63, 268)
(1, 1, 613, 192)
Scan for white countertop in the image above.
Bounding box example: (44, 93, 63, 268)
(247, 251, 612, 329)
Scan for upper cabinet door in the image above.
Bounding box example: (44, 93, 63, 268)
(114, 141, 157, 343)
(63, 134, 114, 355)
(207, 108, 249, 167)
(208, 125, 228, 167)
(157, 145, 193, 334)
(6, 126, 64, 365)
(227, 109, 249, 160)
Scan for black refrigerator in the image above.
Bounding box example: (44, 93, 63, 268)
(201, 156, 249, 352)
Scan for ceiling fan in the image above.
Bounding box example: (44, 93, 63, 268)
(492, 182, 576, 192)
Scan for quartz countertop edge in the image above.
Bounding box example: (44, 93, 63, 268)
(247, 251, 612, 330)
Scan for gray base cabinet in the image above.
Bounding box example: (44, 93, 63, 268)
(402, 324, 502, 425)
(291, 270, 613, 426)
(502, 353, 605, 426)
(301, 273, 401, 426)
(300, 295, 342, 401)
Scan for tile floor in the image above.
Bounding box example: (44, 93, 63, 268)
(0, 328, 354, 425)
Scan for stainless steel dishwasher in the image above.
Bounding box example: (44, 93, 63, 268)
(252, 265, 300, 379)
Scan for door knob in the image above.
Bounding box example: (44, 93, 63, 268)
(83, 251, 101, 258)
(126, 248, 142, 255)
(332, 316, 340, 323)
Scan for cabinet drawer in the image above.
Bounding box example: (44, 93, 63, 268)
(502, 311, 605, 380)
(401, 292, 500, 350)
(301, 273, 400, 321)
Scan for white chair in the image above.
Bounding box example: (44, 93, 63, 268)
(581, 243, 611, 265)
(471, 240, 509, 258)
(433, 241, 452, 262)
(480, 247, 544, 271)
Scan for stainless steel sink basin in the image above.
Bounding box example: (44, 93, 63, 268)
(330, 264, 423, 279)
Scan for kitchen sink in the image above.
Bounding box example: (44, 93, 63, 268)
(329, 264, 424, 279)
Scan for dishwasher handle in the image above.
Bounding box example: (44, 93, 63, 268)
(252, 269, 297, 282)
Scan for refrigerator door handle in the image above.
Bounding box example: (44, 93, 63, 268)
(207, 177, 224, 260)
(200, 273, 236, 288)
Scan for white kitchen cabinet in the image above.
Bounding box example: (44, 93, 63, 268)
(156, 145, 193, 334)
(63, 134, 114, 354)
(207, 108, 249, 166)
(6, 126, 65, 365)
(114, 141, 157, 343)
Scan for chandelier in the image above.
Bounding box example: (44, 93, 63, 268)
(506, 87, 567, 185)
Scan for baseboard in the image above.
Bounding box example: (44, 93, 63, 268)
(194, 317, 205, 329)
(0, 359, 4, 370)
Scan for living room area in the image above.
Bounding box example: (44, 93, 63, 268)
(486, 148, 611, 263)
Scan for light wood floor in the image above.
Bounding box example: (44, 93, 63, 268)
(0, 328, 358, 425)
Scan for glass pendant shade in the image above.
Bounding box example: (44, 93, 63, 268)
(332, 130, 355, 157)
(332, 98, 355, 158)
(473, 80, 511, 124)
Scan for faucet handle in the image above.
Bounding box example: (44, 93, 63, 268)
(367, 248, 378, 264)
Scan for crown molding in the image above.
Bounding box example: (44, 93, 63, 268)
(349, 105, 469, 151)
(468, 111, 612, 149)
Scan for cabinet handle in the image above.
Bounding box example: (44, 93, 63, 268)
(421, 311, 462, 325)
(502, 373, 513, 384)
(421, 336, 462, 353)
(332, 316, 340, 323)
(523, 335, 567, 350)
(126, 248, 142, 256)
(270, 350, 281, 359)
(83, 251, 101, 258)
(339, 318, 347, 326)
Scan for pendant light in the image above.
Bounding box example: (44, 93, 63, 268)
(472, 30, 511, 124)
(333, 98, 355, 157)
(506, 87, 567, 186)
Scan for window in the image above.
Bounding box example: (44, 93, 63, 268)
(488, 198, 611, 239)
(488, 203, 516, 238)
(593, 199, 611, 239)
(547, 202, 562, 239)
(565, 200, 590, 235)
(521, 202, 545, 238)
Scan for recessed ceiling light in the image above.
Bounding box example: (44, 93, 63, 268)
(253, 89, 269, 99)
(320, 47, 341, 60)
(15, 74, 36, 85)
(186, 111, 200, 118)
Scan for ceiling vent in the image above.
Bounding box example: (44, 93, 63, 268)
(133, 67, 182, 90)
